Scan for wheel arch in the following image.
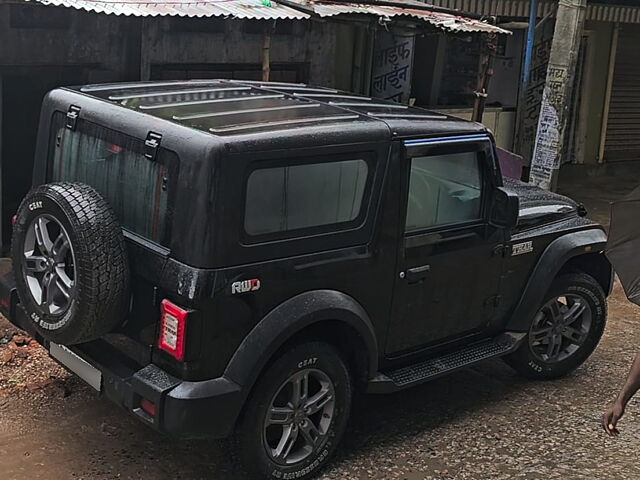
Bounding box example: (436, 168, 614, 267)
(506, 228, 611, 331)
(224, 289, 379, 397)
(558, 252, 613, 296)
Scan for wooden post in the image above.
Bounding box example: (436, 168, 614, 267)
(140, 17, 155, 82)
(140, 18, 151, 81)
(262, 21, 275, 82)
(472, 33, 498, 123)
(598, 23, 619, 164)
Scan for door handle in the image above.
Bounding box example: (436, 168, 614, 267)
(406, 264, 431, 283)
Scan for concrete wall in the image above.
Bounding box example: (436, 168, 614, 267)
(0, 5, 137, 81)
(142, 18, 340, 86)
(0, 5, 341, 84)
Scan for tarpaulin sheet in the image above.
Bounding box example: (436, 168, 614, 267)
(606, 184, 640, 305)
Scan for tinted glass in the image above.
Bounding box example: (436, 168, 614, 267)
(405, 151, 482, 232)
(51, 122, 171, 244)
(245, 159, 368, 236)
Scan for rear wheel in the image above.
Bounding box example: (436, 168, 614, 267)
(237, 342, 352, 479)
(503, 272, 606, 379)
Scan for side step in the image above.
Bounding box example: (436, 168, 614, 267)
(368, 332, 526, 394)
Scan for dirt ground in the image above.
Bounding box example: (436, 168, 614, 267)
(2, 172, 640, 480)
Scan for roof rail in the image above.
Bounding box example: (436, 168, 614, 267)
(109, 86, 252, 101)
(369, 112, 448, 120)
(81, 80, 220, 93)
(174, 103, 319, 121)
(330, 101, 408, 109)
(139, 94, 285, 110)
(267, 86, 340, 93)
(295, 93, 372, 100)
(209, 114, 359, 133)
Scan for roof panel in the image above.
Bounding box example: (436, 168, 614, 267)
(70, 80, 486, 138)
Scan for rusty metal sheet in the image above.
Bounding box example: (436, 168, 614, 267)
(285, 0, 511, 33)
(31, 0, 310, 19)
(429, 0, 640, 24)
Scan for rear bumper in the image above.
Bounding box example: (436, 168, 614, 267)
(76, 340, 245, 439)
(0, 260, 244, 439)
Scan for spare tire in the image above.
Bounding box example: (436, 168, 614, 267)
(11, 182, 129, 345)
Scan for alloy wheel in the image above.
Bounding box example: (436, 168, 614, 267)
(263, 368, 336, 465)
(529, 294, 592, 363)
(22, 214, 75, 315)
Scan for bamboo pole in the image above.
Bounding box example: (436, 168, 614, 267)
(472, 33, 498, 123)
(262, 21, 275, 82)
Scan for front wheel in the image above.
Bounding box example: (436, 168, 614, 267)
(503, 272, 607, 380)
(236, 341, 352, 479)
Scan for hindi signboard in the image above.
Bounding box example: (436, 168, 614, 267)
(371, 32, 415, 103)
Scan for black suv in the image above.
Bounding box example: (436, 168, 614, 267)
(0, 80, 613, 479)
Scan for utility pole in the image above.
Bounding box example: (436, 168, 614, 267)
(529, 0, 586, 190)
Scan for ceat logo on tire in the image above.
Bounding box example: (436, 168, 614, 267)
(231, 278, 261, 295)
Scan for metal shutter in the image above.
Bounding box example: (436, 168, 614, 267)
(604, 26, 640, 162)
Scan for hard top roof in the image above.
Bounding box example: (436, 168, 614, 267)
(72, 80, 486, 139)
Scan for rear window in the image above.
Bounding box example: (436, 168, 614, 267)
(244, 158, 369, 237)
(49, 115, 174, 245)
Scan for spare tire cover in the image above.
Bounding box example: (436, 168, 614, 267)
(11, 182, 130, 345)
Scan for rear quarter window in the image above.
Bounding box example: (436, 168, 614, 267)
(49, 114, 175, 245)
(244, 158, 369, 239)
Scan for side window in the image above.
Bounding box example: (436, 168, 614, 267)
(245, 159, 368, 236)
(405, 151, 483, 232)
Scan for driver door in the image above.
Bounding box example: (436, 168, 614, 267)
(386, 136, 507, 355)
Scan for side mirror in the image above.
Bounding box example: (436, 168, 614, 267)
(489, 187, 519, 229)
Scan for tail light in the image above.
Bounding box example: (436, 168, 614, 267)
(157, 299, 188, 361)
(140, 398, 157, 417)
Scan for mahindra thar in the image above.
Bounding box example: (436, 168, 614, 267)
(0, 80, 613, 479)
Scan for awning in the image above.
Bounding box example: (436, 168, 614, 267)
(282, 0, 511, 33)
(31, 0, 310, 19)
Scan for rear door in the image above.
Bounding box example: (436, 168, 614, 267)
(47, 112, 177, 365)
(385, 135, 506, 355)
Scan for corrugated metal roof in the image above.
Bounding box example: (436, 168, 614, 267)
(427, 0, 640, 24)
(32, 0, 310, 19)
(284, 0, 511, 33)
(25, 0, 512, 29)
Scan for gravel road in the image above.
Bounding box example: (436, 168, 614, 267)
(1, 174, 640, 480)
